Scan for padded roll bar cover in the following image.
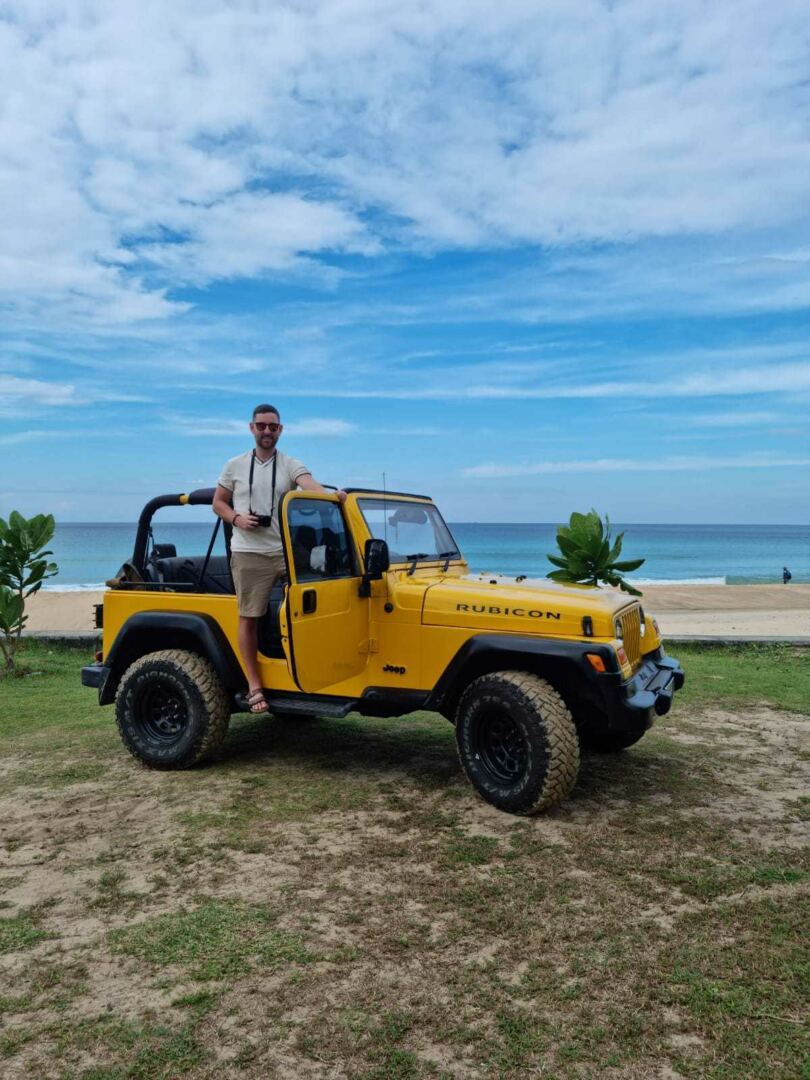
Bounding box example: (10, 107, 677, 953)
(132, 488, 218, 571)
(187, 488, 217, 505)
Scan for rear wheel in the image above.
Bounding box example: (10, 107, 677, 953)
(115, 649, 230, 769)
(455, 671, 579, 814)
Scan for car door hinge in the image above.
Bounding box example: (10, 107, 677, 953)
(358, 638, 379, 654)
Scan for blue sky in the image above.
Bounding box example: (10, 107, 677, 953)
(1, 1, 809, 524)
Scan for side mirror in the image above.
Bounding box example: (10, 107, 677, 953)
(360, 538, 389, 596)
(364, 538, 390, 576)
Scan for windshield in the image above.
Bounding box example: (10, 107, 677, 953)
(357, 498, 461, 563)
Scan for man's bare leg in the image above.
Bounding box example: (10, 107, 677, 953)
(237, 615, 266, 710)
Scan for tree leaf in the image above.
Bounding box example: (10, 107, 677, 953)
(618, 579, 643, 596)
(609, 558, 645, 572)
(546, 569, 578, 583)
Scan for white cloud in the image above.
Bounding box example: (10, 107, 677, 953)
(463, 453, 810, 478)
(163, 413, 356, 437)
(1, 1, 809, 326)
(284, 418, 357, 437)
(686, 410, 782, 428)
(0, 429, 42, 446)
(0, 374, 145, 409)
(0, 376, 77, 406)
(260, 358, 810, 400)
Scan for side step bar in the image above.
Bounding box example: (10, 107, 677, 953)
(236, 692, 358, 719)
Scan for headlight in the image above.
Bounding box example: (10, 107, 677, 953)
(614, 617, 623, 640)
(640, 607, 646, 636)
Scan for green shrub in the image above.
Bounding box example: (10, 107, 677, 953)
(0, 512, 58, 675)
(546, 510, 644, 595)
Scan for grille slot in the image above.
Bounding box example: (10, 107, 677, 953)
(620, 605, 641, 666)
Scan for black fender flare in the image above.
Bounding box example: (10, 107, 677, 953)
(101, 611, 245, 704)
(425, 634, 620, 716)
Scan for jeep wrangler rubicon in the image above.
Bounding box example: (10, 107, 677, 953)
(82, 487, 684, 815)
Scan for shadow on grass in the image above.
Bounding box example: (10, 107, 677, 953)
(217, 709, 460, 786)
(212, 710, 702, 813)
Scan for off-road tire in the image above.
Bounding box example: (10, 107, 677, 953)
(115, 649, 230, 770)
(455, 671, 579, 815)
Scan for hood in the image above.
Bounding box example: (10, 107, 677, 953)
(421, 573, 635, 638)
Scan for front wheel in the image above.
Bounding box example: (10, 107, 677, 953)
(455, 671, 579, 814)
(115, 650, 231, 769)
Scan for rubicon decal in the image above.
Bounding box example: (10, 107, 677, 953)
(456, 604, 562, 620)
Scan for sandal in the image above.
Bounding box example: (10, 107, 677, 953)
(246, 688, 269, 714)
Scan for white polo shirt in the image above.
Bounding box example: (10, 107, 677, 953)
(218, 449, 309, 554)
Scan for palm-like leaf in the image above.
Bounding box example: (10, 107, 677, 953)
(546, 509, 644, 594)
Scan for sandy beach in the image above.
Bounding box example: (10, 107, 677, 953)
(24, 583, 810, 638)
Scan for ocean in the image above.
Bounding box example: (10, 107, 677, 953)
(43, 521, 809, 589)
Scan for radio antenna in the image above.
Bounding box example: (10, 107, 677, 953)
(383, 471, 388, 545)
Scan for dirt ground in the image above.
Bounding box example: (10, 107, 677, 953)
(1, 703, 808, 1079)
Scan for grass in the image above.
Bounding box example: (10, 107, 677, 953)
(0, 912, 51, 954)
(0, 640, 807, 1078)
(673, 641, 810, 713)
(109, 901, 315, 980)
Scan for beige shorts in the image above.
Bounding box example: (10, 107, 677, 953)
(231, 552, 286, 618)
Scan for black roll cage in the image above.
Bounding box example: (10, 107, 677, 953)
(132, 487, 226, 575)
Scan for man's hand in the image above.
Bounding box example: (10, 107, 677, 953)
(234, 512, 261, 530)
(336, 490, 348, 504)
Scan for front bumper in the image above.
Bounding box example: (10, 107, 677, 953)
(595, 650, 684, 736)
(622, 653, 685, 717)
(81, 662, 112, 702)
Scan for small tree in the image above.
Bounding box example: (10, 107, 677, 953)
(546, 510, 645, 596)
(0, 512, 58, 675)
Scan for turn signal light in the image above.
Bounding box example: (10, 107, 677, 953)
(585, 653, 606, 672)
(617, 646, 629, 666)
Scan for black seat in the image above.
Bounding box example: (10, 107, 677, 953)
(291, 525, 318, 577)
(257, 580, 286, 658)
(155, 555, 233, 594)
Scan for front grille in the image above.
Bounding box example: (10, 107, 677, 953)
(619, 605, 641, 666)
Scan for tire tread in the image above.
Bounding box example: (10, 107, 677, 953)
(115, 649, 230, 769)
(456, 670, 579, 814)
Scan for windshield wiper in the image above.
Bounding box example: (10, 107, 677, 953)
(438, 549, 459, 571)
(405, 552, 429, 575)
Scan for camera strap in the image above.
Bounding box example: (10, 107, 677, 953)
(248, 449, 277, 526)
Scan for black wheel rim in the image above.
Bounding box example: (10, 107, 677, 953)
(471, 708, 528, 785)
(136, 681, 189, 744)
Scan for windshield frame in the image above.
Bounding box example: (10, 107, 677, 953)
(356, 497, 463, 567)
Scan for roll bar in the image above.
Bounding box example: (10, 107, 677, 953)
(132, 487, 217, 572)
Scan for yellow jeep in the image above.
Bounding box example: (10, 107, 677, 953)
(81, 487, 684, 814)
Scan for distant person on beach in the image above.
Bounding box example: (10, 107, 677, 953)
(212, 403, 345, 714)
(783, 566, 792, 583)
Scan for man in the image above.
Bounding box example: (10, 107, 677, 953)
(213, 404, 344, 713)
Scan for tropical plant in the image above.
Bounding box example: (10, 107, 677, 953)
(0, 511, 58, 675)
(546, 510, 645, 596)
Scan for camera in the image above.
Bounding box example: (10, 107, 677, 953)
(254, 515, 273, 528)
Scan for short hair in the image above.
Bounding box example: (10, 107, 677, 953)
(252, 403, 280, 420)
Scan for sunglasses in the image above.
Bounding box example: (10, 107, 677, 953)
(253, 422, 281, 432)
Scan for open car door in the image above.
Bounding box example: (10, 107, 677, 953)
(281, 492, 370, 693)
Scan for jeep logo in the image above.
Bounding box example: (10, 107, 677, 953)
(383, 664, 406, 675)
(455, 604, 561, 620)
